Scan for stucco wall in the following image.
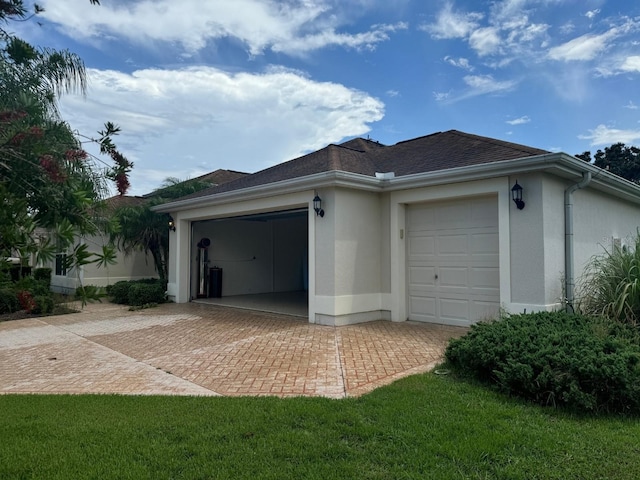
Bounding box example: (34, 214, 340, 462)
(48, 233, 158, 293)
(572, 185, 640, 290)
(81, 234, 158, 287)
(333, 188, 382, 296)
(509, 172, 640, 312)
(508, 173, 547, 307)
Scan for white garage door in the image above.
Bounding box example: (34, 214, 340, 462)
(407, 196, 500, 326)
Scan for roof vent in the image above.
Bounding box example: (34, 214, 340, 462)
(375, 172, 395, 180)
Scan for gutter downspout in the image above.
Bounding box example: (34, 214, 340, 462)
(564, 171, 592, 313)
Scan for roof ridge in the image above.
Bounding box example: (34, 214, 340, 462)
(446, 130, 547, 154)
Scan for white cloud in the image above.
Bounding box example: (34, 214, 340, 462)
(578, 125, 640, 146)
(63, 66, 384, 195)
(548, 20, 639, 62)
(421, 2, 483, 39)
(444, 56, 474, 70)
(548, 30, 617, 61)
(39, 0, 403, 56)
(585, 9, 600, 20)
(463, 74, 517, 95)
(506, 115, 530, 125)
(469, 27, 502, 56)
(386, 90, 400, 97)
(433, 91, 452, 102)
(621, 56, 640, 72)
(624, 101, 638, 110)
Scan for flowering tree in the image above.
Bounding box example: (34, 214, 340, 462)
(0, 0, 131, 283)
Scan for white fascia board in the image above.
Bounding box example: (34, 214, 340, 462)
(154, 152, 640, 213)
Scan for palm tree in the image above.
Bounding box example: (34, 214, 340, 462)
(112, 178, 214, 283)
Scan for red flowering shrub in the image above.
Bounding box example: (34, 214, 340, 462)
(17, 290, 36, 313)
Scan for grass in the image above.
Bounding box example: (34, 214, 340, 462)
(1, 373, 640, 479)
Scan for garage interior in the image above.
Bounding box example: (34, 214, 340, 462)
(190, 209, 309, 318)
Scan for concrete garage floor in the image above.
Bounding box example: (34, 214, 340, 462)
(0, 302, 466, 398)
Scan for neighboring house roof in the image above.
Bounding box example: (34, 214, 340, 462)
(143, 169, 249, 199)
(103, 169, 249, 207)
(175, 130, 549, 202)
(102, 194, 147, 211)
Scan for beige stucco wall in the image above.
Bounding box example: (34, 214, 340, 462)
(313, 187, 388, 325)
(572, 185, 640, 291)
(508, 173, 548, 309)
(509, 172, 640, 312)
(48, 233, 158, 294)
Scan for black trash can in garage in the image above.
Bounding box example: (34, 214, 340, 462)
(209, 267, 222, 298)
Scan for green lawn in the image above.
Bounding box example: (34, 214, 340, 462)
(1, 373, 639, 479)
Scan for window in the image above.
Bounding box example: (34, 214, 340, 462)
(55, 253, 68, 276)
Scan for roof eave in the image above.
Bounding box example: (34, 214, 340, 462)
(153, 152, 640, 212)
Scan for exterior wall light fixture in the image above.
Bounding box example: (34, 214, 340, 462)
(511, 181, 525, 210)
(313, 194, 325, 217)
(168, 216, 176, 231)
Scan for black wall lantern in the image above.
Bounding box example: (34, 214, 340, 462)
(168, 216, 176, 231)
(511, 181, 525, 210)
(313, 194, 325, 217)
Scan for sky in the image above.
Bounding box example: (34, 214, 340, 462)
(12, 0, 640, 195)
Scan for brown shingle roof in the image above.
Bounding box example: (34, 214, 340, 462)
(172, 130, 550, 202)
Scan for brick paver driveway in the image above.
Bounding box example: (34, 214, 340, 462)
(0, 302, 465, 398)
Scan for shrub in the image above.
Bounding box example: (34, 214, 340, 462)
(16, 290, 36, 313)
(0, 288, 18, 314)
(128, 283, 165, 306)
(109, 281, 131, 304)
(445, 311, 640, 414)
(33, 268, 52, 288)
(14, 275, 49, 296)
(32, 295, 54, 315)
(75, 285, 106, 305)
(107, 279, 164, 306)
(580, 233, 640, 325)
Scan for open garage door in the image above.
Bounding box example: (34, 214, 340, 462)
(191, 209, 308, 308)
(407, 196, 500, 326)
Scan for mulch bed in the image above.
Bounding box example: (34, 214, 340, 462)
(0, 306, 78, 323)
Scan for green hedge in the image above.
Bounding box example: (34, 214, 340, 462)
(108, 279, 165, 306)
(128, 283, 165, 306)
(0, 288, 18, 314)
(445, 311, 640, 414)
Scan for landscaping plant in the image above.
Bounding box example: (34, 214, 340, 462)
(580, 232, 640, 325)
(445, 311, 640, 414)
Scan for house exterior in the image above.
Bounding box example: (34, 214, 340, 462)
(155, 130, 640, 327)
(47, 169, 247, 294)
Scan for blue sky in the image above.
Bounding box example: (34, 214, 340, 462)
(14, 0, 640, 195)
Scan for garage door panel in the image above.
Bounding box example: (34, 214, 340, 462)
(407, 196, 499, 326)
(439, 267, 468, 288)
(470, 233, 499, 254)
(471, 300, 500, 322)
(437, 235, 468, 255)
(408, 266, 436, 287)
(470, 267, 500, 291)
(409, 296, 436, 322)
(439, 297, 470, 324)
(407, 236, 435, 258)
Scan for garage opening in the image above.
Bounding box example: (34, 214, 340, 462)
(190, 208, 308, 317)
(407, 195, 500, 326)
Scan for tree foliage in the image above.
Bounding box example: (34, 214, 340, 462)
(112, 178, 214, 283)
(0, 0, 130, 294)
(576, 143, 640, 183)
